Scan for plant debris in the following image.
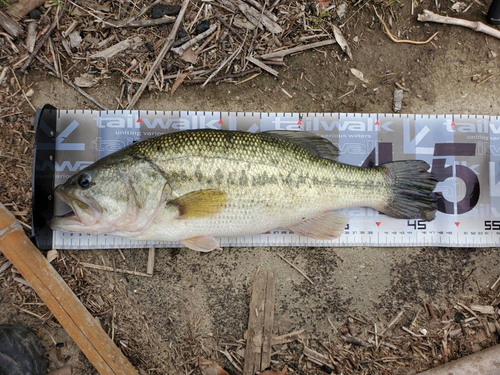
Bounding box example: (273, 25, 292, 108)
(0, 0, 360, 107)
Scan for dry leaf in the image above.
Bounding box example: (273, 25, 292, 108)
(198, 357, 229, 375)
(47, 249, 59, 263)
(336, 3, 346, 18)
(171, 71, 191, 96)
(332, 25, 352, 59)
(180, 47, 198, 64)
(350, 68, 368, 83)
(74, 73, 100, 88)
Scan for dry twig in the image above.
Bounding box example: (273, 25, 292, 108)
(126, 0, 190, 109)
(418, 10, 500, 40)
(276, 253, 314, 284)
(374, 7, 439, 45)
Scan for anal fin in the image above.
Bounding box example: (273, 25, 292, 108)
(287, 211, 350, 239)
(181, 236, 221, 252)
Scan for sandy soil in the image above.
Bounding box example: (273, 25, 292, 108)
(1, 1, 499, 373)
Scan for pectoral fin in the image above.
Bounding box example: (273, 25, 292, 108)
(167, 189, 227, 219)
(287, 211, 350, 239)
(181, 236, 221, 252)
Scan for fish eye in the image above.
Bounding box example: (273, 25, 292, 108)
(77, 173, 92, 189)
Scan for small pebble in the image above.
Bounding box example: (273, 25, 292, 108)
(69, 31, 82, 48)
(30, 8, 42, 19)
(177, 29, 187, 39)
(305, 3, 317, 14)
(152, 4, 181, 18)
(393, 89, 403, 112)
(195, 20, 210, 35)
(8, 115, 17, 122)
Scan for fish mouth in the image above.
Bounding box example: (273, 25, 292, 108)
(49, 185, 100, 231)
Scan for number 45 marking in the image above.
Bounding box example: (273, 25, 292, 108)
(407, 220, 426, 230)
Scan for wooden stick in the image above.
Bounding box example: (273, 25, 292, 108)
(236, 0, 282, 34)
(0, 66, 8, 86)
(260, 39, 336, 60)
(303, 347, 334, 368)
(26, 21, 37, 52)
(21, 6, 65, 73)
(418, 344, 500, 375)
(418, 10, 500, 40)
(246, 56, 279, 77)
(126, 0, 190, 110)
(202, 46, 243, 87)
(276, 253, 314, 284)
(171, 24, 217, 55)
(0, 10, 24, 38)
(380, 310, 405, 335)
(491, 274, 500, 290)
(244, 0, 278, 21)
(243, 270, 275, 375)
(0, 202, 139, 375)
(147, 248, 155, 275)
(7, 0, 45, 20)
(214, 13, 245, 42)
(476, 72, 500, 86)
(106, 17, 175, 29)
(183, 67, 260, 84)
(271, 329, 305, 345)
(80, 262, 152, 278)
(91, 37, 144, 59)
(11, 68, 35, 112)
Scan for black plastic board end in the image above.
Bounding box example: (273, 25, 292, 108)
(32, 105, 57, 250)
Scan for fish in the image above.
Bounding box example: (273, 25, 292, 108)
(50, 129, 438, 251)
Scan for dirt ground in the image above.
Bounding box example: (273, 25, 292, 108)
(1, 0, 500, 374)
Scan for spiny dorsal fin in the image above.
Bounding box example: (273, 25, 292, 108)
(168, 189, 227, 219)
(264, 130, 339, 161)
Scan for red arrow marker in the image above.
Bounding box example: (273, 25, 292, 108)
(297, 120, 302, 125)
(376, 222, 381, 227)
(136, 118, 142, 123)
(375, 120, 380, 126)
(454, 222, 460, 227)
(218, 119, 224, 125)
(451, 121, 456, 126)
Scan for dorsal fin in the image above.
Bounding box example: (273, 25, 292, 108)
(264, 130, 339, 161)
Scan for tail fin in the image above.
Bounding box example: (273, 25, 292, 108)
(379, 160, 438, 221)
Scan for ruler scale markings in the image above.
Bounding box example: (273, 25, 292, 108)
(45, 110, 500, 249)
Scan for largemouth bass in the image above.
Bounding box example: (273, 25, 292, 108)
(50, 130, 437, 251)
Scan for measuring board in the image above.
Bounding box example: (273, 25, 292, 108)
(32, 105, 500, 250)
